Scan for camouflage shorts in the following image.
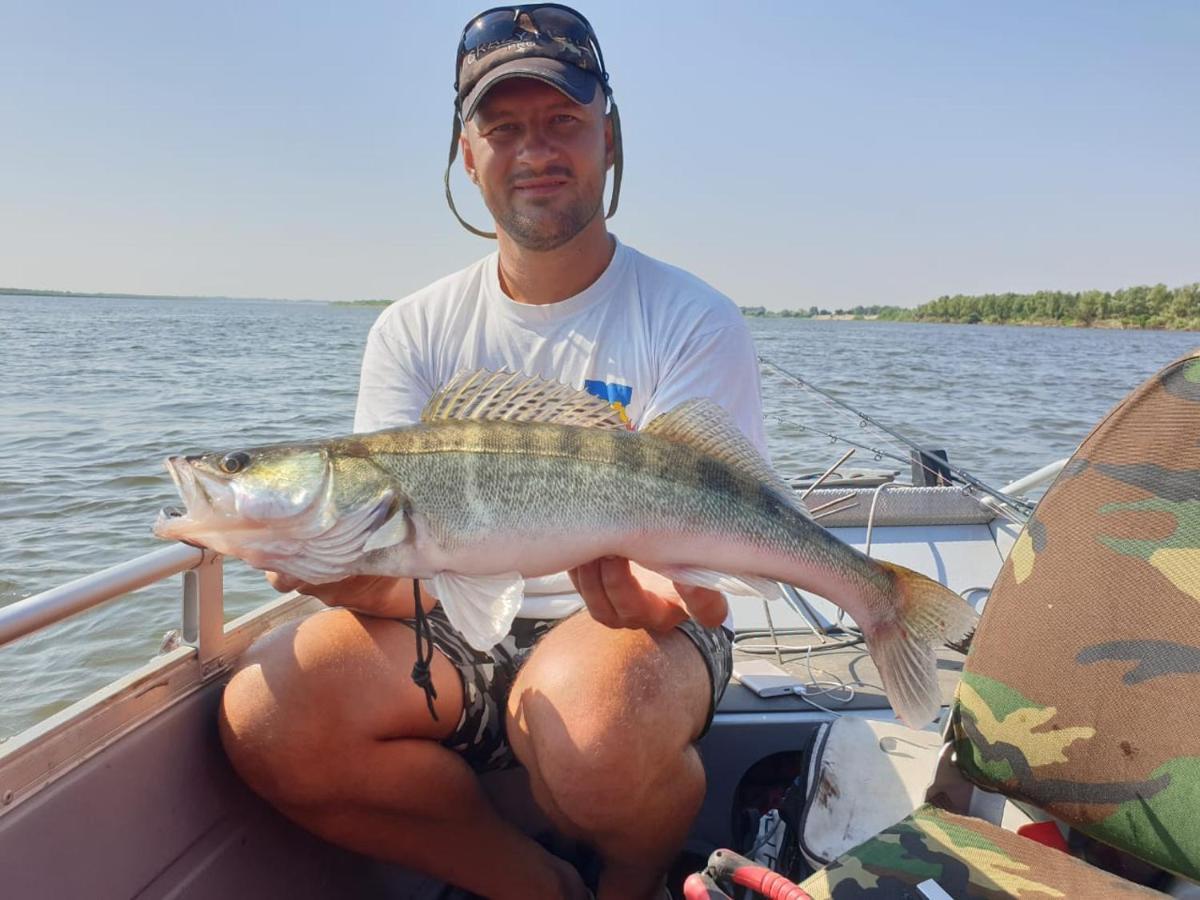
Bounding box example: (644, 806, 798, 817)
(410, 605, 733, 773)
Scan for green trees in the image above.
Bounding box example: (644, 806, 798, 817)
(899, 283, 1198, 330)
(746, 283, 1198, 329)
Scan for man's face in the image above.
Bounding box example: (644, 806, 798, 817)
(463, 78, 613, 251)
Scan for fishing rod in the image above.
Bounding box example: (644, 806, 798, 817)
(761, 356, 1035, 516)
(769, 414, 916, 471)
(767, 410, 1028, 525)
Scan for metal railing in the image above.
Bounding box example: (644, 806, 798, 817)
(0, 544, 226, 663)
(997, 457, 1070, 498)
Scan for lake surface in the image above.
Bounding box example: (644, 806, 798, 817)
(1, 293, 1196, 738)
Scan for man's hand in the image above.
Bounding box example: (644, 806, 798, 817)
(264, 572, 424, 618)
(567, 558, 727, 632)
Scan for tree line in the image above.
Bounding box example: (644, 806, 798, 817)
(742, 283, 1200, 330)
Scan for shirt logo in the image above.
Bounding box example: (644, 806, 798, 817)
(583, 379, 633, 425)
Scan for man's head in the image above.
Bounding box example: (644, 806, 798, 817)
(444, 4, 622, 244)
(462, 72, 611, 251)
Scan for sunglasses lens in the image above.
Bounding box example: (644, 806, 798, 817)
(532, 8, 592, 44)
(462, 6, 594, 55)
(462, 10, 518, 53)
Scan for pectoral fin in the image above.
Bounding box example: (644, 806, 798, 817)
(362, 510, 409, 553)
(645, 565, 787, 601)
(428, 571, 525, 651)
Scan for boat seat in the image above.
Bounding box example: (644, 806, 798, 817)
(800, 803, 1161, 898)
(797, 351, 1200, 897)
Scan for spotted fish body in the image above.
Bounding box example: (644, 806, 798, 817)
(155, 370, 977, 727)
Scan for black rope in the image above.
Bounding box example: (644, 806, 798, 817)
(410, 579, 439, 721)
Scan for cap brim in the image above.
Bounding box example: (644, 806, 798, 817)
(460, 58, 598, 122)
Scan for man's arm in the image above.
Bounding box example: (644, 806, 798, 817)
(265, 571, 431, 618)
(569, 559, 727, 631)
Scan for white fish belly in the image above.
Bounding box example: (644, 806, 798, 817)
(432, 528, 628, 579)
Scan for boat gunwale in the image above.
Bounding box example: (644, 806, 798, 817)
(0, 590, 319, 819)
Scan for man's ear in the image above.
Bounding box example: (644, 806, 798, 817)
(460, 129, 478, 184)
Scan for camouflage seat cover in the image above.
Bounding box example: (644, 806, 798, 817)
(797, 355, 1198, 897)
(951, 352, 1200, 881)
(798, 803, 1162, 898)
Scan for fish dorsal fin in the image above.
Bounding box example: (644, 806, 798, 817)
(643, 400, 810, 517)
(421, 369, 627, 430)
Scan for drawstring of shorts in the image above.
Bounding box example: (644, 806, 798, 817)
(410, 579, 439, 721)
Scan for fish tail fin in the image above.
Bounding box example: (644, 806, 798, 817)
(863, 561, 980, 729)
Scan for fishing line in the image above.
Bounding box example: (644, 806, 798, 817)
(760, 356, 1034, 520)
(761, 355, 1034, 512)
(768, 413, 907, 469)
(767, 400, 972, 492)
(772, 410, 1028, 527)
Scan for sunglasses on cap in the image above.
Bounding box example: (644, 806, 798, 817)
(455, 3, 610, 96)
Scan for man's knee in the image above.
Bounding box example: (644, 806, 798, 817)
(519, 688, 707, 834)
(219, 621, 338, 809)
(218, 608, 464, 810)
(509, 625, 710, 833)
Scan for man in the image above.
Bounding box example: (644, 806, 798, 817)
(219, 6, 766, 899)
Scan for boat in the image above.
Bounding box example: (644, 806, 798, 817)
(1, 356, 1196, 899)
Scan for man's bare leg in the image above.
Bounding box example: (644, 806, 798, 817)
(219, 607, 588, 900)
(506, 611, 714, 900)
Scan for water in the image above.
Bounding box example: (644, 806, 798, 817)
(1, 293, 1196, 738)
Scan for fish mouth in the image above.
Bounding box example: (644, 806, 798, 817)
(153, 456, 235, 542)
(152, 451, 395, 583)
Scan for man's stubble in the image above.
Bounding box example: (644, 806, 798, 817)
(484, 175, 603, 252)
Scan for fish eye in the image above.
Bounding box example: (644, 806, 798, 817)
(219, 451, 251, 475)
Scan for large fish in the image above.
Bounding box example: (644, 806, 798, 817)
(154, 370, 977, 727)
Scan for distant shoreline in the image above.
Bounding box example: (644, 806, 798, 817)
(0, 288, 394, 308)
(740, 312, 1197, 332)
(7, 283, 1196, 331)
(0, 287, 327, 303)
(740, 281, 1200, 332)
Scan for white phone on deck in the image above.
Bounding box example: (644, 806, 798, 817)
(733, 659, 803, 698)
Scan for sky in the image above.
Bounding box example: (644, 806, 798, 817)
(1, 1, 1197, 309)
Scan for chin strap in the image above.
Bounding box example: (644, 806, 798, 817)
(605, 99, 622, 221)
(444, 98, 623, 239)
(410, 579, 439, 721)
(445, 112, 497, 239)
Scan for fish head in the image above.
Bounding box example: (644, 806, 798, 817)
(154, 441, 400, 584)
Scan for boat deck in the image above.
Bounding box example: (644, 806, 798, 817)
(724, 634, 966, 714)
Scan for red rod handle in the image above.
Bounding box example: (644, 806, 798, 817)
(702, 850, 813, 900)
(728, 864, 814, 900)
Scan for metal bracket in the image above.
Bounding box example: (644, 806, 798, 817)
(182, 550, 224, 665)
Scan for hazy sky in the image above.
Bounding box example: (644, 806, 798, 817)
(2, 1, 1196, 308)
